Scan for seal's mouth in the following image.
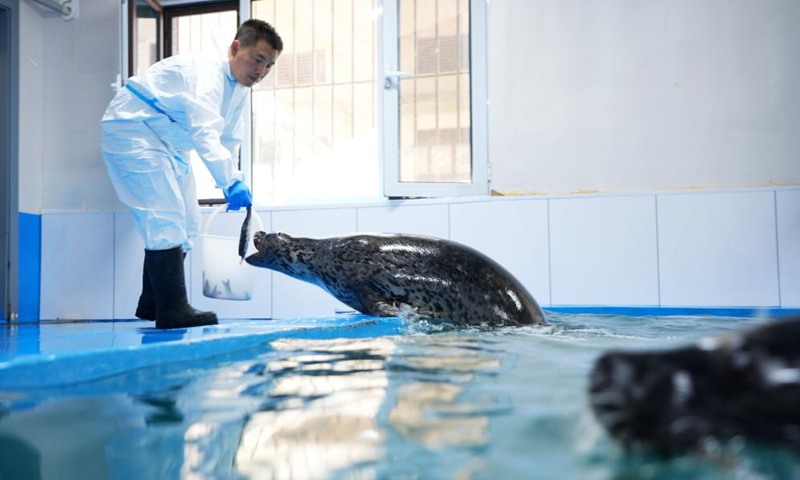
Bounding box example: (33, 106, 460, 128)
(247, 231, 288, 263)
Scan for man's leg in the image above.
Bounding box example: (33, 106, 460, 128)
(101, 122, 217, 328)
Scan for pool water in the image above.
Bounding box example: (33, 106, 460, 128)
(0, 313, 798, 480)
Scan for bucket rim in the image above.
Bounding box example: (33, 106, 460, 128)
(201, 233, 240, 241)
(203, 204, 265, 236)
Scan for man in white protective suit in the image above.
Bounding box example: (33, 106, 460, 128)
(100, 19, 282, 330)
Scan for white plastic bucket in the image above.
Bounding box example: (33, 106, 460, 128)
(201, 205, 264, 301)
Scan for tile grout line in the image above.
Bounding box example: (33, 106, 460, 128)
(547, 199, 553, 307)
(112, 213, 117, 324)
(773, 190, 782, 307)
(655, 195, 662, 307)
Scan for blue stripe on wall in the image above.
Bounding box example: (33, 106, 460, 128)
(545, 306, 800, 318)
(18, 212, 41, 322)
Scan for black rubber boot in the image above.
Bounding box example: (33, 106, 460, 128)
(135, 252, 187, 321)
(135, 258, 156, 321)
(145, 247, 218, 329)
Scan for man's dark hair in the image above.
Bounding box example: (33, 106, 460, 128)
(235, 19, 283, 52)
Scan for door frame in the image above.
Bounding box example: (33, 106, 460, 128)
(0, 0, 20, 321)
(163, 0, 239, 58)
(128, 0, 163, 78)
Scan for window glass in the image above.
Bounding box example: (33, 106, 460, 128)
(133, 0, 160, 77)
(251, 0, 380, 203)
(398, 0, 471, 183)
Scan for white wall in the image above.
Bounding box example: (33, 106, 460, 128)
(18, 0, 121, 214)
(488, 0, 800, 194)
(38, 187, 800, 320)
(18, 0, 44, 214)
(41, 0, 121, 211)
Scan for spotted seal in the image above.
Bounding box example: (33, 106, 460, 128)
(245, 231, 547, 327)
(589, 316, 800, 455)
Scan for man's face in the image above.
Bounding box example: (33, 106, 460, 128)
(229, 39, 279, 87)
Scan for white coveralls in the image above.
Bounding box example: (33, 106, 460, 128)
(100, 52, 247, 251)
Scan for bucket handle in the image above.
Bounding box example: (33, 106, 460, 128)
(203, 204, 265, 239)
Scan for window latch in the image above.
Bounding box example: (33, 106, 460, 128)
(384, 71, 411, 90)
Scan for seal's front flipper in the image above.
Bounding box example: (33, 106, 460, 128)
(359, 291, 419, 319)
(347, 285, 396, 317)
(372, 301, 401, 317)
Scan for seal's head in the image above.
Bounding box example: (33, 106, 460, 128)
(589, 317, 800, 455)
(588, 346, 721, 455)
(245, 231, 316, 278)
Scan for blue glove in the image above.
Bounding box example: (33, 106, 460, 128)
(224, 180, 252, 211)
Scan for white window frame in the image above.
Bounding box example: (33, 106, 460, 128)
(378, 0, 489, 198)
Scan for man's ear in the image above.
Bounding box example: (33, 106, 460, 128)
(229, 39, 241, 56)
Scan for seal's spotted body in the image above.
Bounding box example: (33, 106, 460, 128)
(246, 232, 547, 327)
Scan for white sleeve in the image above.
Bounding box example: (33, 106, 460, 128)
(221, 93, 246, 167)
(183, 77, 244, 190)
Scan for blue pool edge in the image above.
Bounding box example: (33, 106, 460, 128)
(0, 316, 407, 389)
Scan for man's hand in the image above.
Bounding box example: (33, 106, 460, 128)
(224, 180, 252, 211)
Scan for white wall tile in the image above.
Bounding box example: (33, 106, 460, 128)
(658, 191, 780, 306)
(41, 213, 115, 320)
(449, 199, 551, 306)
(191, 208, 274, 319)
(270, 208, 359, 318)
(113, 213, 145, 320)
(53, 188, 797, 322)
(550, 195, 659, 305)
(777, 189, 800, 307)
(357, 203, 449, 238)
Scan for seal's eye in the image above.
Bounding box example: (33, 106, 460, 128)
(253, 231, 267, 248)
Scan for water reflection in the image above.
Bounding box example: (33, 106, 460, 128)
(389, 382, 489, 448)
(234, 335, 505, 479)
(236, 338, 393, 479)
(0, 333, 509, 479)
(0, 395, 149, 480)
